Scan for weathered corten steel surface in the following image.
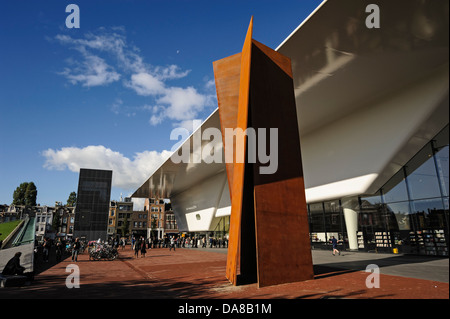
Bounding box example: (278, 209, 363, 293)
(250, 40, 313, 287)
(214, 17, 313, 288)
(213, 52, 242, 198)
(224, 16, 254, 287)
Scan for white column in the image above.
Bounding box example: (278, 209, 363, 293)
(342, 198, 359, 251)
(343, 208, 359, 250)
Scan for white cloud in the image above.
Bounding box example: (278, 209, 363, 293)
(127, 75, 212, 125)
(42, 145, 172, 191)
(54, 27, 214, 125)
(60, 54, 120, 87)
(55, 31, 145, 74)
(157, 86, 207, 122)
(110, 98, 123, 115)
(126, 72, 165, 96)
(205, 79, 215, 89)
(153, 64, 191, 80)
(149, 113, 164, 125)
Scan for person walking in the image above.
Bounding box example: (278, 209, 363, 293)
(72, 238, 81, 262)
(330, 236, 340, 256)
(55, 239, 63, 263)
(140, 237, 147, 257)
(202, 237, 206, 248)
(169, 236, 176, 251)
(134, 238, 141, 258)
(43, 238, 51, 262)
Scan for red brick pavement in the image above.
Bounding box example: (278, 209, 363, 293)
(0, 247, 448, 299)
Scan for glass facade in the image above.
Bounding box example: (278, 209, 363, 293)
(212, 215, 230, 240)
(74, 168, 113, 241)
(308, 125, 449, 256)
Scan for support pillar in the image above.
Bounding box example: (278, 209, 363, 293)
(342, 198, 360, 251)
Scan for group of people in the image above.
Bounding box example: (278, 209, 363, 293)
(132, 236, 147, 258)
(126, 234, 231, 257)
(130, 235, 178, 258)
(37, 237, 86, 263)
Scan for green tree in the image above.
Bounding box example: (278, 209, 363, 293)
(150, 216, 157, 239)
(121, 214, 129, 237)
(52, 213, 61, 233)
(13, 183, 28, 205)
(25, 182, 37, 206)
(67, 191, 77, 207)
(13, 182, 37, 206)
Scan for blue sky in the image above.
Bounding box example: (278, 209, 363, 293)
(0, 0, 322, 208)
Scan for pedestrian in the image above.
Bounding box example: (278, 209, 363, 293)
(2, 252, 26, 276)
(134, 238, 140, 258)
(43, 238, 51, 262)
(141, 237, 147, 257)
(202, 237, 206, 248)
(330, 236, 340, 256)
(72, 237, 81, 262)
(55, 239, 63, 263)
(169, 236, 176, 251)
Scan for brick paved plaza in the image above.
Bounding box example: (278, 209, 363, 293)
(0, 246, 448, 300)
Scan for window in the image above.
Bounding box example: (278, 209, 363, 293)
(405, 144, 441, 200)
(383, 169, 409, 203)
(435, 145, 449, 197)
(387, 201, 411, 230)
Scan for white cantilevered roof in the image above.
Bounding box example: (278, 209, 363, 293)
(132, 108, 224, 199)
(133, 0, 449, 202)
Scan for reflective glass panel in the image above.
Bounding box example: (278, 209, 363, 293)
(386, 201, 411, 231)
(405, 144, 441, 200)
(435, 145, 449, 197)
(309, 203, 326, 245)
(383, 169, 408, 203)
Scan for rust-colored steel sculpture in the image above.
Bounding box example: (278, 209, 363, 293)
(213, 17, 313, 288)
